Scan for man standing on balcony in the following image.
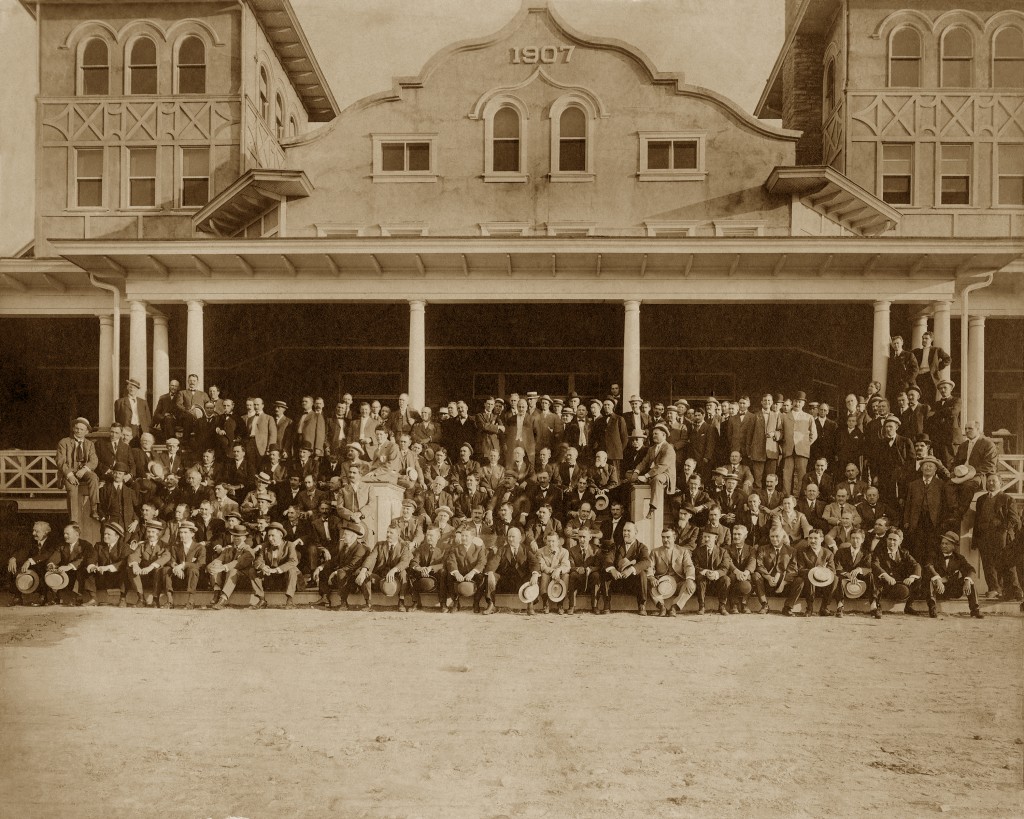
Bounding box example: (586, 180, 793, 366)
(56, 417, 100, 516)
(114, 378, 152, 442)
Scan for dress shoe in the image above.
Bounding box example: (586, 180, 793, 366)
(696, 607, 705, 615)
(185, 601, 195, 610)
(759, 602, 769, 615)
(928, 606, 937, 618)
(835, 606, 844, 618)
(600, 606, 609, 615)
(566, 606, 575, 615)
(526, 603, 535, 616)
(718, 605, 729, 616)
(483, 602, 496, 615)
(970, 609, 984, 619)
(728, 604, 738, 614)
(871, 607, 881, 619)
(667, 607, 677, 617)
(782, 606, 793, 617)
(819, 607, 832, 617)
(283, 600, 296, 610)
(803, 606, 814, 617)
(903, 604, 919, 616)
(739, 602, 749, 614)
(362, 603, 373, 612)
(82, 599, 97, 607)
(638, 605, 647, 616)
(397, 602, 407, 612)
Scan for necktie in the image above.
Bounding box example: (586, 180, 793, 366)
(75, 441, 84, 465)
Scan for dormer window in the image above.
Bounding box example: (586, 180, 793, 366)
(372, 134, 438, 182)
(176, 36, 206, 94)
(128, 37, 157, 95)
(889, 27, 922, 87)
(941, 27, 973, 88)
(79, 38, 109, 96)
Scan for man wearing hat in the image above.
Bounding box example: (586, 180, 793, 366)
(256, 521, 301, 608)
(924, 531, 983, 618)
(912, 435, 950, 481)
(903, 456, 946, 565)
(312, 520, 368, 609)
(272, 400, 295, 460)
(833, 528, 873, 617)
(900, 387, 929, 438)
(685, 405, 717, 481)
(209, 522, 253, 608)
(161, 519, 206, 609)
(871, 527, 923, 618)
(691, 529, 732, 615)
(80, 522, 132, 606)
(974, 473, 1023, 601)
(114, 377, 153, 441)
(926, 379, 964, 467)
(781, 392, 816, 496)
(96, 460, 140, 536)
(56, 417, 101, 516)
(443, 527, 487, 612)
(8, 521, 57, 605)
(607, 522, 652, 615)
(409, 525, 451, 610)
(782, 529, 837, 616)
(874, 415, 915, 510)
(629, 423, 676, 519)
(623, 395, 650, 440)
(126, 520, 171, 607)
(648, 527, 696, 616)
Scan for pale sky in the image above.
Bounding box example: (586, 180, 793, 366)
(0, 0, 784, 256)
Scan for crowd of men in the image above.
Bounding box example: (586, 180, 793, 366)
(7, 332, 1023, 618)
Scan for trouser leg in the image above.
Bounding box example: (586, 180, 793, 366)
(668, 578, 696, 611)
(785, 576, 805, 608)
(782, 458, 795, 495)
(751, 461, 765, 489)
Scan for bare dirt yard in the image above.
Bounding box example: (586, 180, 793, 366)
(0, 607, 1021, 819)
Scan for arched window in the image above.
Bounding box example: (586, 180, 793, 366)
(492, 105, 520, 173)
(128, 37, 157, 94)
(558, 106, 587, 172)
(80, 38, 109, 96)
(258, 65, 270, 120)
(889, 27, 922, 87)
(288, 116, 298, 138)
(275, 94, 285, 139)
(993, 27, 1024, 87)
(177, 36, 206, 94)
(941, 27, 973, 87)
(824, 57, 837, 113)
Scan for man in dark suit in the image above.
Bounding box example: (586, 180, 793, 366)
(899, 387, 929, 438)
(801, 457, 835, 501)
(856, 486, 896, 531)
(686, 405, 717, 481)
(600, 501, 629, 549)
(926, 379, 964, 467)
(924, 530, 983, 618)
(691, 529, 732, 615)
(871, 527, 924, 618)
(973, 473, 1022, 600)
(114, 377, 153, 440)
(95, 423, 130, 482)
(607, 521, 651, 615)
(797, 483, 828, 532)
(874, 415, 915, 511)
(753, 527, 791, 613)
(272, 401, 295, 460)
(782, 529, 837, 616)
(902, 456, 945, 565)
(152, 379, 182, 443)
(590, 398, 628, 483)
(810, 403, 838, 472)
(954, 420, 999, 476)
(96, 461, 139, 537)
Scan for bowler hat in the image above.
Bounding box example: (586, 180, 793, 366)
(794, 391, 807, 401)
(546, 578, 567, 603)
(913, 433, 931, 444)
(112, 461, 130, 474)
(15, 570, 40, 594)
(843, 578, 867, 599)
(949, 464, 977, 484)
(380, 578, 400, 598)
(266, 522, 286, 535)
(44, 569, 69, 590)
(103, 521, 125, 538)
(229, 523, 249, 537)
(628, 431, 646, 440)
(299, 440, 313, 451)
(808, 566, 835, 587)
(456, 580, 477, 598)
(940, 530, 960, 544)
(651, 423, 669, 437)
(518, 580, 540, 603)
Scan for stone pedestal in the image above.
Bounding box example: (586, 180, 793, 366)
(365, 483, 404, 546)
(67, 485, 101, 544)
(629, 484, 662, 550)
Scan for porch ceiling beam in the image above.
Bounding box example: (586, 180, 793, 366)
(40, 273, 67, 292)
(370, 254, 383, 276)
(323, 253, 341, 276)
(0, 273, 27, 291)
(192, 255, 212, 277)
(861, 254, 881, 276)
(417, 254, 427, 277)
(506, 254, 513, 277)
(595, 254, 602, 278)
(235, 255, 255, 276)
(681, 254, 693, 278)
(639, 254, 647, 278)
(728, 254, 741, 277)
(817, 254, 833, 277)
(281, 254, 298, 277)
(772, 254, 788, 277)
(459, 254, 468, 278)
(149, 256, 169, 278)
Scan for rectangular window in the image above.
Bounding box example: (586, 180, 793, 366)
(128, 147, 156, 207)
(372, 134, 437, 182)
(998, 144, 1024, 205)
(940, 144, 971, 205)
(180, 147, 209, 207)
(638, 132, 706, 181)
(75, 147, 103, 207)
(881, 143, 913, 205)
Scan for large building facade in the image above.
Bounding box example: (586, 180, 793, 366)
(0, 0, 1021, 450)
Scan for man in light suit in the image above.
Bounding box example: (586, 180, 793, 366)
(954, 420, 999, 476)
(503, 398, 537, 468)
(57, 417, 100, 513)
(781, 391, 817, 496)
(245, 397, 277, 463)
(114, 377, 152, 440)
(749, 393, 782, 489)
(350, 402, 379, 459)
(295, 395, 326, 458)
(629, 423, 676, 519)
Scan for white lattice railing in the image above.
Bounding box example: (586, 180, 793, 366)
(0, 451, 62, 494)
(998, 454, 1024, 499)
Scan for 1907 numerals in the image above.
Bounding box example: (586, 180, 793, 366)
(509, 45, 575, 64)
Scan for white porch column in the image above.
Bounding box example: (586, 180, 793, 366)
(967, 314, 986, 429)
(910, 309, 929, 349)
(623, 299, 641, 401)
(98, 315, 114, 427)
(408, 300, 426, 410)
(186, 300, 205, 389)
(871, 300, 891, 393)
(152, 314, 169, 402)
(128, 300, 148, 396)
(932, 299, 952, 381)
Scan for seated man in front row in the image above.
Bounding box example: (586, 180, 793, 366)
(606, 522, 652, 615)
(314, 520, 368, 609)
(782, 528, 837, 617)
(726, 523, 757, 614)
(355, 522, 412, 612)
(409, 525, 450, 611)
(691, 530, 732, 615)
(924, 530, 983, 619)
(481, 525, 536, 615)
(531, 530, 570, 615)
(871, 526, 923, 619)
(126, 520, 171, 607)
(444, 528, 486, 612)
(648, 527, 696, 617)
(833, 527, 873, 618)
(161, 519, 206, 609)
(753, 527, 791, 614)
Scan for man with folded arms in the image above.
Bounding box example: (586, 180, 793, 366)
(833, 528, 873, 617)
(754, 527, 791, 614)
(80, 522, 131, 606)
(924, 530, 983, 619)
(481, 525, 535, 615)
(691, 530, 732, 615)
(726, 523, 757, 613)
(782, 528, 837, 617)
(531, 531, 570, 615)
(444, 528, 486, 613)
(871, 527, 923, 619)
(160, 519, 205, 609)
(126, 520, 170, 607)
(355, 522, 411, 612)
(648, 528, 696, 617)
(410, 525, 450, 611)
(607, 522, 652, 615)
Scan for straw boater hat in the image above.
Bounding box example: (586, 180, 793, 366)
(44, 568, 69, 590)
(546, 578, 567, 603)
(380, 578, 400, 598)
(949, 464, 977, 484)
(808, 566, 836, 587)
(843, 578, 867, 598)
(518, 580, 540, 604)
(456, 580, 477, 598)
(653, 575, 678, 600)
(16, 569, 40, 594)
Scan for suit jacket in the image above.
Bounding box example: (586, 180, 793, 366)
(622, 411, 651, 438)
(362, 540, 411, 574)
(855, 500, 896, 529)
(924, 549, 976, 581)
(874, 436, 916, 499)
(247, 412, 277, 458)
(786, 545, 836, 581)
(810, 417, 837, 465)
(633, 440, 676, 493)
(486, 541, 538, 579)
(591, 414, 628, 461)
(350, 416, 379, 448)
(175, 389, 209, 416)
(95, 439, 131, 480)
(96, 482, 139, 531)
(555, 462, 588, 489)
(954, 437, 999, 476)
(614, 538, 651, 573)
(756, 545, 791, 581)
(801, 471, 834, 500)
(755, 488, 785, 512)
(782, 411, 816, 458)
(686, 422, 717, 468)
(899, 405, 929, 438)
(927, 397, 965, 448)
(296, 412, 327, 456)
(728, 412, 757, 460)
(601, 516, 628, 549)
(649, 545, 696, 581)
(274, 416, 296, 458)
(503, 414, 537, 465)
(749, 409, 782, 462)
(474, 412, 503, 458)
(903, 477, 944, 532)
(691, 542, 732, 575)
(873, 547, 921, 582)
(974, 491, 1020, 547)
(834, 544, 872, 578)
(911, 345, 951, 392)
(727, 541, 757, 577)
(56, 435, 99, 490)
(114, 395, 153, 432)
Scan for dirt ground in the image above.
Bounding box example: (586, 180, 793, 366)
(0, 607, 1021, 819)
